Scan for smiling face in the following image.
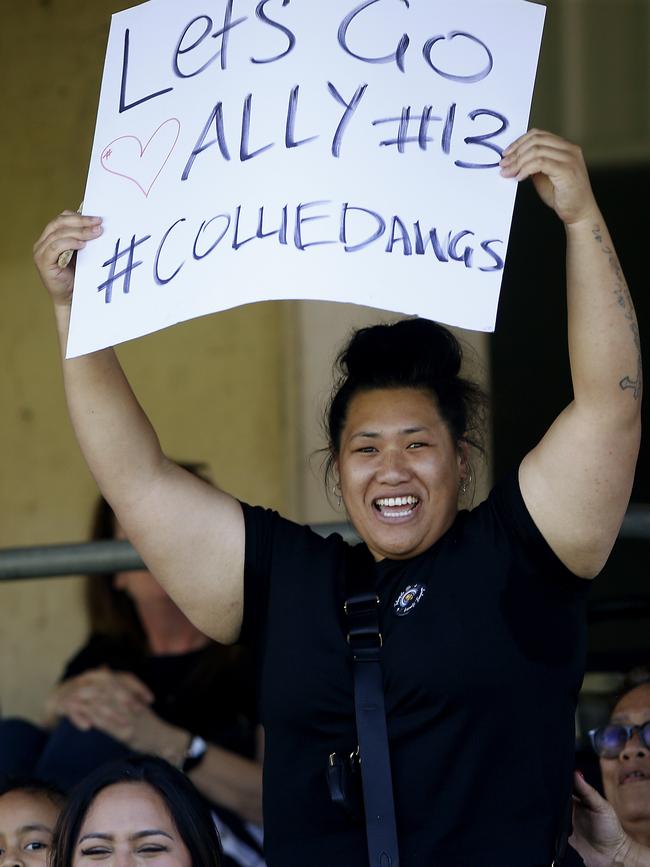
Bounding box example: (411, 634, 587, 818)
(600, 684, 650, 837)
(337, 387, 466, 561)
(0, 790, 60, 867)
(73, 783, 191, 867)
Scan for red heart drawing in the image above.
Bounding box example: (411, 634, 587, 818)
(100, 118, 181, 197)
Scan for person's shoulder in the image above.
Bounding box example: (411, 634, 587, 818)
(457, 468, 551, 559)
(467, 469, 590, 593)
(240, 500, 350, 553)
(467, 468, 530, 532)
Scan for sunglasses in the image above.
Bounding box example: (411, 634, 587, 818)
(588, 721, 650, 758)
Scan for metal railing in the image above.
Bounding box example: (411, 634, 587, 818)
(0, 523, 359, 581)
(0, 506, 647, 582)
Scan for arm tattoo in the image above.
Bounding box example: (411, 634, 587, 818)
(592, 224, 642, 400)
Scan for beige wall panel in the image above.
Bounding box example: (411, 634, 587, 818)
(0, 579, 87, 723)
(0, 2, 288, 720)
(531, 0, 650, 164)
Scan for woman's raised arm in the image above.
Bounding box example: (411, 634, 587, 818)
(500, 131, 642, 578)
(34, 212, 245, 643)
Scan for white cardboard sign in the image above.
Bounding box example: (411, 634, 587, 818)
(67, 0, 546, 358)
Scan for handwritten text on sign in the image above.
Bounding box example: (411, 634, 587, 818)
(68, 0, 546, 357)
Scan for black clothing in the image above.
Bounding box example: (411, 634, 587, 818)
(0, 638, 263, 867)
(63, 636, 265, 866)
(63, 636, 258, 759)
(241, 470, 589, 866)
(563, 844, 587, 867)
(0, 716, 133, 791)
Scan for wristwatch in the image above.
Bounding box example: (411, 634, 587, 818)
(181, 734, 208, 773)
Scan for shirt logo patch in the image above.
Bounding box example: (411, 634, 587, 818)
(393, 584, 426, 617)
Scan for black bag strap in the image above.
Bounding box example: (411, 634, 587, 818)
(344, 550, 570, 867)
(344, 551, 400, 867)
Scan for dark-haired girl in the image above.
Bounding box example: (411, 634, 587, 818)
(49, 756, 222, 867)
(0, 779, 65, 867)
(34, 130, 641, 865)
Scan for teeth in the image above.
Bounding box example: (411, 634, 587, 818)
(376, 495, 418, 508)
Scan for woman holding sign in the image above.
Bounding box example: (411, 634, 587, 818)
(34, 130, 641, 866)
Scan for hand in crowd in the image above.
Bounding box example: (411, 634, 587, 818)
(570, 771, 633, 867)
(85, 700, 186, 764)
(499, 129, 599, 227)
(32, 211, 102, 306)
(43, 666, 153, 733)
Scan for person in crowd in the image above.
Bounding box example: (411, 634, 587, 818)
(571, 671, 650, 864)
(49, 755, 222, 867)
(33, 129, 642, 865)
(0, 778, 65, 867)
(571, 772, 650, 866)
(0, 480, 264, 867)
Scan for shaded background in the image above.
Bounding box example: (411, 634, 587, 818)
(0, 0, 648, 721)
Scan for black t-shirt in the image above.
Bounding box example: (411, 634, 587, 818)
(63, 636, 258, 758)
(241, 471, 589, 867)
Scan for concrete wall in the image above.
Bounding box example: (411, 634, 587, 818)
(532, 0, 650, 163)
(0, 0, 289, 719)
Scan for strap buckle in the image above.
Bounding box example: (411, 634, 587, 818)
(346, 629, 383, 648)
(344, 592, 379, 616)
(345, 592, 382, 651)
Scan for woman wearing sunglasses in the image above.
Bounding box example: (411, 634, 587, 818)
(571, 677, 650, 865)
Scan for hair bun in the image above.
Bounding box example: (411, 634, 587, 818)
(341, 318, 462, 385)
(324, 317, 486, 488)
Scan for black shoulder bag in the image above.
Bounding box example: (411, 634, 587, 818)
(327, 551, 400, 867)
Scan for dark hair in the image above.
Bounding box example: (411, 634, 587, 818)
(612, 665, 650, 712)
(50, 756, 222, 867)
(324, 318, 487, 488)
(0, 776, 66, 810)
(85, 461, 211, 649)
(82, 461, 257, 748)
